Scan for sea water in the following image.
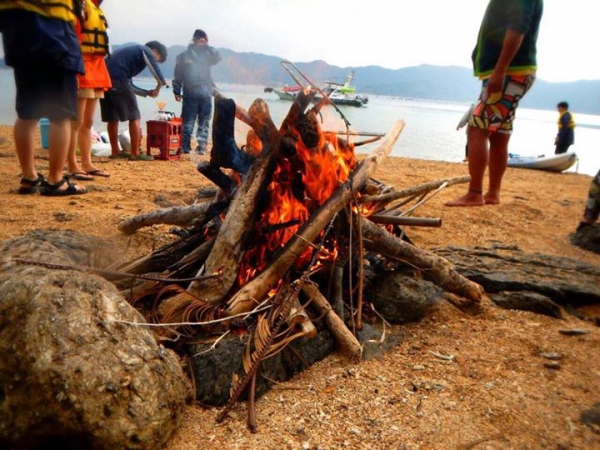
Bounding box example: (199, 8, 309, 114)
(0, 69, 598, 176)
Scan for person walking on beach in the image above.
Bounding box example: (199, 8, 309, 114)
(554, 101, 575, 155)
(66, 0, 112, 180)
(100, 41, 168, 161)
(446, 0, 543, 207)
(173, 29, 221, 155)
(0, 0, 87, 196)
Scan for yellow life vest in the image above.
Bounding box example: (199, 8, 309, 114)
(80, 1, 109, 55)
(558, 111, 576, 130)
(0, 0, 78, 23)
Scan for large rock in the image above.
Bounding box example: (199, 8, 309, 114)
(0, 231, 190, 450)
(436, 246, 600, 308)
(368, 269, 440, 324)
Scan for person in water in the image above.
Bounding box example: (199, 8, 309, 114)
(446, 0, 543, 207)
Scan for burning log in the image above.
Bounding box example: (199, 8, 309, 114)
(226, 120, 406, 316)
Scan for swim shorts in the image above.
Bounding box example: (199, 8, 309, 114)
(14, 64, 78, 121)
(584, 169, 600, 222)
(99, 79, 141, 122)
(470, 74, 536, 134)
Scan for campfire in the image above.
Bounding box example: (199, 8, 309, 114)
(111, 88, 483, 431)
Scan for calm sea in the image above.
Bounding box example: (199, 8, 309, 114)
(1, 69, 598, 176)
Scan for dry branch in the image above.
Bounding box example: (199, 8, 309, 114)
(302, 283, 362, 360)
(359, 175, 471, 205)
(361, 217, 484, 303)
(117, 201, 226, 235)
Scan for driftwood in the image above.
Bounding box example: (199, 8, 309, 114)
(117, 200, 229, 235)
(361, 217, 484, 303)
(302, 283, 362, 360)
(226, 120, 406, 316)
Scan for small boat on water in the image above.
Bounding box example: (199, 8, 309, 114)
(507, 151, 578, 173)
(264, 71, 368, 107)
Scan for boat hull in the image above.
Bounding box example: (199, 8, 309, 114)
(507, 152, 578, 172)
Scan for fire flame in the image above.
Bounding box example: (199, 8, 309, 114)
(237, 119, 357, 286)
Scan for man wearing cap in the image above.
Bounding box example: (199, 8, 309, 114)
(173, 29, 221, 155)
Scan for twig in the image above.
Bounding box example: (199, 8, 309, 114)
(458, 433, 505, 449)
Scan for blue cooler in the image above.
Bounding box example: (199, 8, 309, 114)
(39, 118, 50, 149)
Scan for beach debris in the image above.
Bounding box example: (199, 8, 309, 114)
(559, 329, 591, 336)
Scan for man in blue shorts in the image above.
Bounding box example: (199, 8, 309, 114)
(0, 0, 87, 196)
(100, 41, 168, 161)
(446, 0, 543, 207)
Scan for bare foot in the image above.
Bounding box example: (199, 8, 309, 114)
(445, 191, 485, 207)
(484, 192, 500, 205)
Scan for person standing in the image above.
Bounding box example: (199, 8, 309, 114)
(100, 41, 168, 161)
(446, 0, 543, 207)
(0, 0, 87, 195)
(577, 169, 600, 231)
(66, 0, 112, 180)
(554, 101, 575, 155)
(173, 29, 221, 155)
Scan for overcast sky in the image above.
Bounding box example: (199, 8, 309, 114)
(102, 0, 595, 83)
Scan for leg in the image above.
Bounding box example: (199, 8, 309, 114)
(79, 98, 108, 175)
(485, 132, 510, 205)
(445, 126, 489, 207)
(13, 118, 39, 182)
(581, 169, 600, 226)
(129, 119, 141, 156)
(181, 96, 198, 153)
(107, 121, 120, 156)
(66, 97, 88, 175)
(195, 96, 212, 154)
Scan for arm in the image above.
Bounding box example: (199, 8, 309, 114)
(172, 55, 183, 101)
(487, 29, 524, 95)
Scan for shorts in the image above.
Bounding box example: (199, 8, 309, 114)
(584, 169, 600, 222)
(78, 88, 105, 99)
(99, 79, 140, 122)
(13, 64, 78, 121)
(470, 74, 536, 135)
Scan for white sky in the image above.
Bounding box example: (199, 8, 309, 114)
(100, 0, 595, 83)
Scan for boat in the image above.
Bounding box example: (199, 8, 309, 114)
(264, 71, 368, 107)
(507, 151, 578, 173)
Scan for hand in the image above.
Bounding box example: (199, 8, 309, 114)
(147, 89, 159, 98)
(485, 69, 506, 104)
(174, 94, 182, 102)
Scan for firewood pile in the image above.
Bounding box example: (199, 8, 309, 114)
(110, 89, 483, 431)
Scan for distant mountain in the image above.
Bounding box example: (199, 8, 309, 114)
(3, 44, 599, 114)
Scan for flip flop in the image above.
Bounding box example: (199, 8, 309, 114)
(18, 174, 45, 194)
(40, 178, 87, 196)
(86, 169, 110, 178)
(65, 171, 94, 181)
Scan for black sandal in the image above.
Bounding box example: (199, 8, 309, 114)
(18, 174, 45, 195)
(40, 178, 87, 197)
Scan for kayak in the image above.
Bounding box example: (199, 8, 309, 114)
(507, 152, 578, 173)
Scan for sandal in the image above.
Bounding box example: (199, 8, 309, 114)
(86, 169, 110, 178)
(109, 152, 131, 159)
(18, 174, 45, 194)
(40, 178, 87, 196)
(65, 171, 94, 181)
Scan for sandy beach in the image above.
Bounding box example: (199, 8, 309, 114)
(1, 123, 599, 449)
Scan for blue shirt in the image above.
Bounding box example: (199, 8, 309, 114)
(105, 44, 166, 95)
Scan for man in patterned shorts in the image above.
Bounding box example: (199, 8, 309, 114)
(577, 170, 600, 231)
(447, 0, 543, 207)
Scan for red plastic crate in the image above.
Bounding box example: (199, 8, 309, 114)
(145, 119, 182, 160)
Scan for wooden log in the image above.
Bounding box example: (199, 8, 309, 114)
(117, 200, 229, 235)
(187, 98, 281, 303)
(196, 161, 237, 194)
(360, 217, 484, 303)
(302, 283, 362, 360)
(359, 175, 471, 205)
(368, 214, 442, 228)
(226, 120, 405, 316)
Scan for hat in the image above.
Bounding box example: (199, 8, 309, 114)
(193, 29, 208, 41)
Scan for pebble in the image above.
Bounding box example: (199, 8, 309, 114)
(540, 352, 563, 360)
(544, 362, 561, 370)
